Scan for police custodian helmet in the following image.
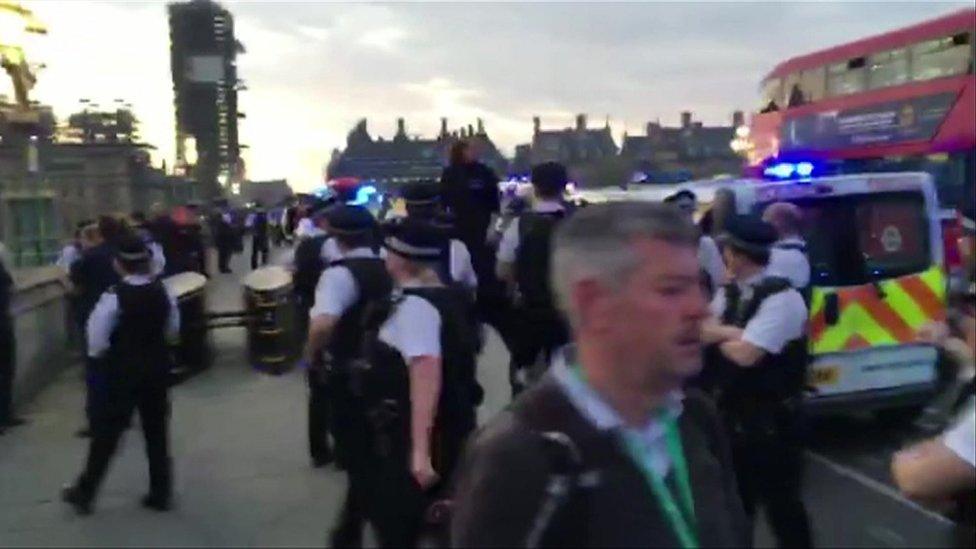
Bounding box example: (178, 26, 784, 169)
(383, 218, 444, 261)
(718, 215, 778, 254)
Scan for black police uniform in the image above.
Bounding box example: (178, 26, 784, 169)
(0, 253, 15, 431)
(292, 232, 330, 341)
(250, 209, 270, 269)
(705, 216, 812, 548)
(63, 239, 179, 513)
(353, 223, 481, 547)
(510, 208, 570, 392)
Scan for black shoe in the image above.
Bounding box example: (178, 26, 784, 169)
(75, 428, 92, 438)
(141, 494, 172, 512)
(61, 485, 93, 516)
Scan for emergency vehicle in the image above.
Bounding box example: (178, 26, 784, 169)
(586, 172, 948, 413)
(711, 172, 947, 414)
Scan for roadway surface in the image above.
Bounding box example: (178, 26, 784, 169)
(0, 246, 957, 547)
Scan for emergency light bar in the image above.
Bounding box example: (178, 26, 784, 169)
(763, 161, 815, 180)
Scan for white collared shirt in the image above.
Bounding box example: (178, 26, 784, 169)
(309, 247, 378, 318)
(709, 270, 807, 354)
(496, 199, 566, 264)
(552, 350, 684, 478)
(379, 279, 443, 361)
(86, 275, 180, 359)
(767, 236, 810, 289)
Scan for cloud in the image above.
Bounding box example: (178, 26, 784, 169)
(357, 27, 408, 53)
(22, 0, 972, 191)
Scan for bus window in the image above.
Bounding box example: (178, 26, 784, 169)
(868, 48, 910, 89)
(827, 59, 867, 96)
(910, 33, 972, 81)
(760, 78, 782, 112)
(800, 66, 826, 102)
(782, 72, 803, 107)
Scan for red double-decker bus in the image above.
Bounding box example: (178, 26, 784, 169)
(747, 8, 975, 211)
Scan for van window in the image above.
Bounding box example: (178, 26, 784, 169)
(757, 191, 930, 286)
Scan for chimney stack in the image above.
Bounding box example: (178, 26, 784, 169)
(396, 118, 406, 136)
(477, 118, 484, 135)
(576, 113, 587, 131)
(732, 110, 745, 128)
(440, 117, 448, 136)
(467, 124, 474, 138)
(533, 116, 541, 135)
(681, 111, 692, 129)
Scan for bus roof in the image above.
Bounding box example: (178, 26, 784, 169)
(765, 8, 975, 81)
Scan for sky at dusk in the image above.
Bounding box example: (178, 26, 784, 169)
(10, 1, 972, 191)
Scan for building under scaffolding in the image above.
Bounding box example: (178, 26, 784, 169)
(168, 0, 245, 199)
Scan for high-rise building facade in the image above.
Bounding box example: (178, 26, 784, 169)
(168, 0, 245, 198)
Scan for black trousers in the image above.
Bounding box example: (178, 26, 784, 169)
(728, 406, 812, 549)
(508, 306, 569, 395)
(250, 237, 269, 270)
(217, 242, 233, 272)
(353, 458, 425, 548)
(75, 383, 171, 503)
(307, 369, 332, 462)
(0, 319, 14, 425)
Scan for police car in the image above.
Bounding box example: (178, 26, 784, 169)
(711, 172, 947, 415)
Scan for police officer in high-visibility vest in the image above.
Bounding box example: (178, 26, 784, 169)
(701, 215, 812, 548)
(496, 162, 572, 394)
(62, 236, 181, 515)
(400, 180, 478, 293)
(763, 202, 811, 290)
(303, 205, 392, 546)
(355, 218, 481, 547)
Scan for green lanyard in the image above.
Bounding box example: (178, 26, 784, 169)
(570, 366, 699, 549)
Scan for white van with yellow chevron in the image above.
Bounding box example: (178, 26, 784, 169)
(712, 172, 946, 414)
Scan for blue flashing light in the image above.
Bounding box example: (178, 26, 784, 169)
(763, 160, 818, 180)
(347, 184, 378, 206)
(764, 162, 796, 179)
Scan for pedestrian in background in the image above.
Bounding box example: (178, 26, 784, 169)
(246, 204, 270, 270)
(452, 202, 749, 547)
(62, 236, 180, 515)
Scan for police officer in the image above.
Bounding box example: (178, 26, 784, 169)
(246, 204, 271, 270)
(303, 205, 391, 546)
(664, 189, 727, 295)
(291, 208, 331, 346)
(400, 180, 478, 292)
(62, 236, 180, 515)
(763, 202, 810, 290)
(356, 218, 480, 547)
(496, 162, 572, 394)
(702, 215, 812, 548)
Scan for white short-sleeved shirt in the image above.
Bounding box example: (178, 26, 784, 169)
(449, 239, 478, 290)
(308, 247, 377, 319)
(497, 200, 565, 264)
(943, 398, 976, 467)
(321, 237, 343, 264)
(295, 218, 318, 239)
(698, 235, 727, 292)
(767, 237, 811, 289)
(56, 244, 82, 272)
(87, 275, 181, 359)
(710, 272, 808, 354)
(379, 286, 442, 360)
